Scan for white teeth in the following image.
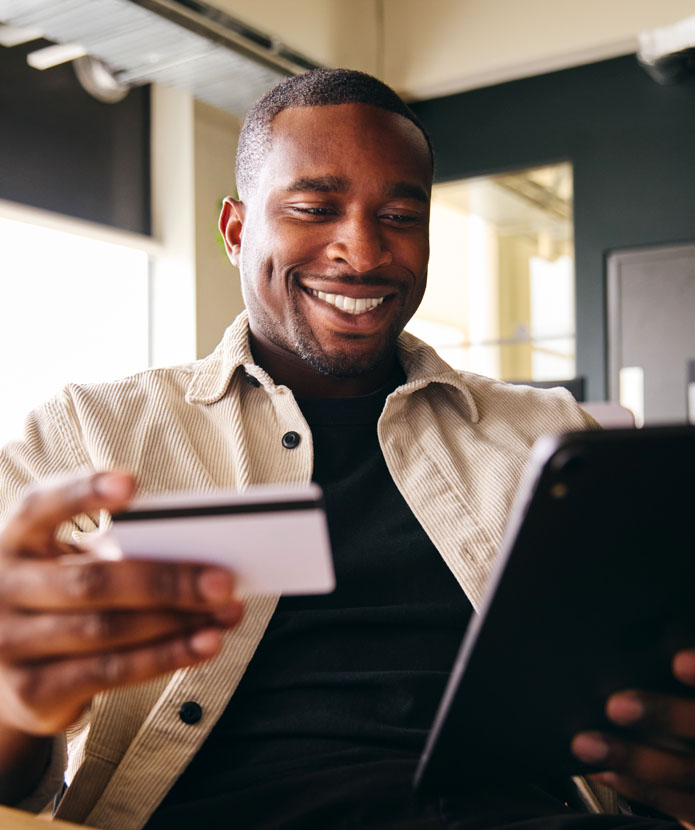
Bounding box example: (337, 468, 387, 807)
(308, 289, 385, 315)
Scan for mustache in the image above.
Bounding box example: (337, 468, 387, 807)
(292, 270, 403, 288)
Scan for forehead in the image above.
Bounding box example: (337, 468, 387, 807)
(257, 103, 432, 194)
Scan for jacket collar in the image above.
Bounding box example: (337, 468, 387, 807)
(186, 311, 479, 422)
(395, 330, 479, 423)
(185, 311, 258, 405)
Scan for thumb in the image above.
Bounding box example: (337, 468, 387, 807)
(1, 471, 136, 557)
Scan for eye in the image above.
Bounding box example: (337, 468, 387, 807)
(288, 206, 337, 221)
(380, 212, 422, 227)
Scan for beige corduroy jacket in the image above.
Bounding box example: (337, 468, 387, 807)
(0, 312, 605, 828)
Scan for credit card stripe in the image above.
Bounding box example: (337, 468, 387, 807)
(112, 499, 321, 523)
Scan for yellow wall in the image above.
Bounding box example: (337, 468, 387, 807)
(193, 100, 244, 358)
(497, 235, 533, 380)
(150, 88, 245, 363)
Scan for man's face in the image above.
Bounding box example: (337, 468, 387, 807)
(223, 103, 432, 378)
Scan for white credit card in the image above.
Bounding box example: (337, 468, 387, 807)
(107, 484, 335, 596)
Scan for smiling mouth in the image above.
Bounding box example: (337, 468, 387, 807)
(307, 288, 386, 315)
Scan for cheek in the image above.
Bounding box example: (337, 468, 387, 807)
(412, 231, 430, 268)
(276, 224, 329, 266)
(400, 236, 429, 285)
(241, 216, 310, 279)
(238, 240, 300, 328)
(392, 224, 428, 262)
(239, 225, 277, 297)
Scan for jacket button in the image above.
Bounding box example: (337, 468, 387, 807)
(245, 373, 261, 387)
(282, 431, 301, 449)
(178, 701, 203, 724)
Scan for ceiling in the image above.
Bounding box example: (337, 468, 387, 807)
(206, 0, 695, 99)
(2, 0, 694, 114)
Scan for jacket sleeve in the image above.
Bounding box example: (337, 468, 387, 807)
(0, 387, 96, 532)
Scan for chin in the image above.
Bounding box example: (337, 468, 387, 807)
(295, 340, 394, 378)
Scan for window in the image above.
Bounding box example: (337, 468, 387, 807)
(407, 163, 575, 382)
(0, 214, 150, 444)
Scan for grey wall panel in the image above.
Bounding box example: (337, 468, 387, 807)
(607, 244, 695, 424)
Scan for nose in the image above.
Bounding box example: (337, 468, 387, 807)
(325, 214, 392, 273)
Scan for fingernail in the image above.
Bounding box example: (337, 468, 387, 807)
(673, 651, 695, 684)
(572, 733, 610, 763)
(607, 693, 644, 725)
(214, 602, 244, 627)
(198, 569, 235, 604)
(189, 629, 222, 657)
(589, 772, 615, 786)
(94, 471, 134, 501)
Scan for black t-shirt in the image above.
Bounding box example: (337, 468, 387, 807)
(153, 368, 473, 810)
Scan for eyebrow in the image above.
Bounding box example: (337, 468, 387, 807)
(283, 176, 429, 204)
(284, 176, 348, 194)
(386, 182, 430, 203)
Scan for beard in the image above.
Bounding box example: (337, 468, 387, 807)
(250, 290, 406, 378)
(290, 323, 403, 378)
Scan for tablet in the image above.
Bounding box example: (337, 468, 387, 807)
(107, 483, 334, 596)
(415, 425, 695, 792)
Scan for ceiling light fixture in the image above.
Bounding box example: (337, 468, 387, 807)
(638, 15, 695, 84)
(0, 22, 40, 46)
(73, 54, 130, 103)
(26, 41, 87, 69)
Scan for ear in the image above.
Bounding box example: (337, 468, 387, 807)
(219, 196, 245, 266)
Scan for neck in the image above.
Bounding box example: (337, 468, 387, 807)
(248, 330, 399, 398)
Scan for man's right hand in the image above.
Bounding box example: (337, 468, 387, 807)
(0, 471, 244, 738)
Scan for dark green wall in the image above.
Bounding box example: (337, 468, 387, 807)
(411, 55, 695, 400)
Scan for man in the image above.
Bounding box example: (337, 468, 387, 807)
(0, 69, 693, 829)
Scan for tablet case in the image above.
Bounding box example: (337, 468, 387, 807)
(415, 425, 695, 792)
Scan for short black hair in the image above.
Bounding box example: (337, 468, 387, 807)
(235, 68, 433, 199)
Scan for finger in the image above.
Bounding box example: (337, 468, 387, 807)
(674, 651, 695, 687)
(1, 472, 136, 557)
(0, 559, 240, 613)
(0, 607, 243, 661)
(0, 630, 223, 736)
(590, 771, 695, 823)
(572, 731, 695, 792)
(606, 690, 695, 741)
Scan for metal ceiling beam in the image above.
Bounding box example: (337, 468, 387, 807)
(129, 0, 320, 77)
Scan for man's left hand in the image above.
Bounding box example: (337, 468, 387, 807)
(571, 649, 695, 825)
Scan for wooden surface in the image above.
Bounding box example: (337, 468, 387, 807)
(0, 805, 90, 828)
